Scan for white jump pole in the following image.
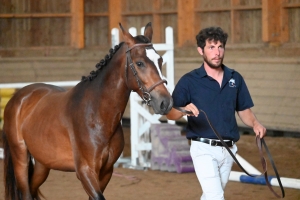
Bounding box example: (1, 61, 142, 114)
(230, 171, 300, 189)
(235, 154, 261, 175)
(230, 154, 300, 189)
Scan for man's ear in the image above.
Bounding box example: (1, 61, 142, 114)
(197, 47, 204, 55)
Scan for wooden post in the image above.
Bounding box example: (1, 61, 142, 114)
(109, 0, 123, 43)
(231, 0, 241, 43)
(262, 0, 270, 42)
(177, 0, 195, 46)
(71, 0, 84, 49)
(280, 0, 289, 43)
(262, 0, 281, 43)
(152, 0, 161, 43)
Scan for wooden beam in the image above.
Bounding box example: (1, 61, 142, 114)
(109, 0, 123, 44)
(71, 0, 84, 49)
(195, 5, 261, 12)
(0, 13, 71, 18)
(84, 13, 109, 17)
(177, 0, 195, 46)
(122, 11, 177, 15)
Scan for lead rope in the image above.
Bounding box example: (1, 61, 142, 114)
(174, 107, 285, 198)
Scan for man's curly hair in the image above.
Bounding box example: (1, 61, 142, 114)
(196, 27, 228, 49)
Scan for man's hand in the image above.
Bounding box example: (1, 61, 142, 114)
(166, 103, 199, 120)
(183, 103, 199, 117)
(237, 108, 266, 138)
(253, 121, 266, 138)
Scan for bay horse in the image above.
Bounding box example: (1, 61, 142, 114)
(2, 22, 173, 200)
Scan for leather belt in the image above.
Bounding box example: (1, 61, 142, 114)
(191, 137, 234, 147)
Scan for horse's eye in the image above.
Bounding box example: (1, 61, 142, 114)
(136, 62, 144, 67)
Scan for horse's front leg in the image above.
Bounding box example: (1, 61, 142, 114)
(76, 165, 105, 200)
(73, 123, 124, 200)
(99, 123, 125, 191)
(73, 140, 107, 200)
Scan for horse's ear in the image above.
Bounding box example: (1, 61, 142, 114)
(144, 22, 153, 42)
(119, 23, 135, 47)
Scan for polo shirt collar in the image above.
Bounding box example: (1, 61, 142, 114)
(196, 64, 207, 78)
(196, 64, 234, 77)
(196, 64, 235, 88)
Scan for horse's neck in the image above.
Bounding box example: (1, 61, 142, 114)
(87, 48, 130, 113)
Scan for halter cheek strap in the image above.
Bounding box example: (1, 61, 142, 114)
(125, 43, 168, 105)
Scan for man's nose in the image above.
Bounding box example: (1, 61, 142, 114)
(214, 48, 220, 56)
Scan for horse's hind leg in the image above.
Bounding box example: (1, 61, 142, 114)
(30, 160, 50, 200)
(10, 144, 33, 199)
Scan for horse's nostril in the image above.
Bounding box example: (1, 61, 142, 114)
(160, 101, 166, 111)
(160, 99, 173, 113)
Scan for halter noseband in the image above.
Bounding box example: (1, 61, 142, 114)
(125, 43, 168, 106)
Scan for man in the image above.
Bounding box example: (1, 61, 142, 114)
(166, 27, 266, 200)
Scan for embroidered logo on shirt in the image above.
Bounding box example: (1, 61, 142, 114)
(229, 78, 236, 87)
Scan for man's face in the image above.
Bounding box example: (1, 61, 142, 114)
(198, 40, 225, 69)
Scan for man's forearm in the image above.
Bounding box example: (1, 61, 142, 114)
(237, 108, 257, 128)
(166, 108, 184, 120)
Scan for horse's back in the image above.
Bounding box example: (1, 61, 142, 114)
(7, 83, 65, 103)
(4, 83, 66, 122)
(12, 82, 66, 102)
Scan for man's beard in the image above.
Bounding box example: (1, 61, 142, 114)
(203, 54, 223, 69)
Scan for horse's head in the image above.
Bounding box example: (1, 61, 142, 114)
(119, 22, 173, 115)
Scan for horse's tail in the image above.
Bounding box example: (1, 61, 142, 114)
(2, 130, 22, 200)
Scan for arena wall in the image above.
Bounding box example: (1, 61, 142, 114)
(0, 0, 299, 133)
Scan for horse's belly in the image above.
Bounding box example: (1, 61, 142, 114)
(30, 142, 74, 170)
(29, 141, 76, 171)
(23, 121, 76, 171)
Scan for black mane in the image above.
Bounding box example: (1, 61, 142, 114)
(81, 42, 124, 82)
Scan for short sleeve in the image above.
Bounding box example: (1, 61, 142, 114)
(236, 74, 254, 111)
(172, 75, 191, 107)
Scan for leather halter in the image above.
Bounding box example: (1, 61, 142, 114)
(125, 43, 167, 105)
(174, 107, 285, 198)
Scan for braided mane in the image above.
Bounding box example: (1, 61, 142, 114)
(81, 35, 150, 82)
(81, 42, 124, 82)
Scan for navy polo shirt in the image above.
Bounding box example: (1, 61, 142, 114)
(172, 64, 254, 142)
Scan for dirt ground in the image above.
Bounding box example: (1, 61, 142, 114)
(1, 126, 300, 200)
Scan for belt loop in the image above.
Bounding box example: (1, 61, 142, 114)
(214, 140, 217, 146)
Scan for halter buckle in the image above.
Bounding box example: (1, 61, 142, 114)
(142, 92, 151, 105)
